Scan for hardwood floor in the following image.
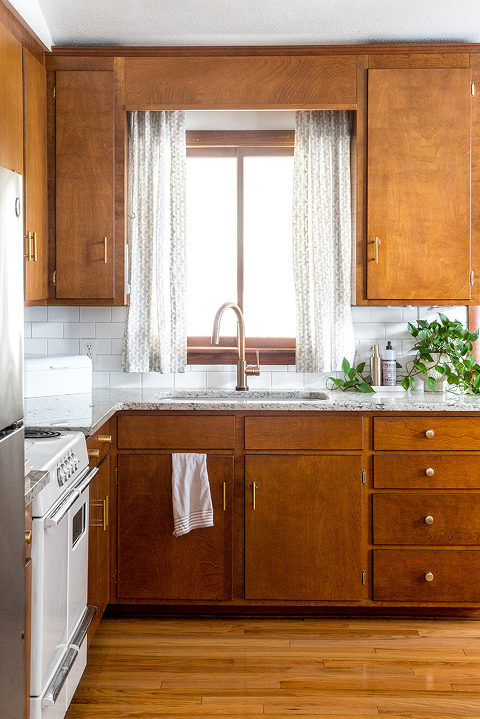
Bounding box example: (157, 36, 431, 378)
(67, 617, 480, 718)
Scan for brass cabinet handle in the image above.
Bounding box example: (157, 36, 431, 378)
(425, 572, 434, 582)
(252, 482, 258, 510)
(88, 449, 100, 459)
(425, 468, 435, 477)
(105, 495, 109, 528)
(425, 515, 434, 525)
(25, 530, 32, 544)
(374, 236, 380, 264)
(24, 232, 33, 261)
(98, 435, 112, 444)
(32, 232, 37, 262)
(223, 482, 226, 511)
(425, 430, 435, 439)
(104, 236, 108, 264)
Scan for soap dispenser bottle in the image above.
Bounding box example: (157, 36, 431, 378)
(370, 345, 381, 387)
(382, 341, 396, 386)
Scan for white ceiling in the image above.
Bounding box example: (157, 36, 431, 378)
(28, 0, 480, 48)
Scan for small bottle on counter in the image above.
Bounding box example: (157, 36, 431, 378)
(382, 341, 396, 386)
(370, 345, 381, 386)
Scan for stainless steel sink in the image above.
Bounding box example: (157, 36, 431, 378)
(154, 390, 331, 403)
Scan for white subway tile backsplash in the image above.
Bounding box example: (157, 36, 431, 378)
(109, 371, 142, 389)
(32, 322, 63, 339)
(175, 371, 207, 388)
(111, 307, 128, 322)
(95, 322, 125, 338)
(24, 306, 47, 322)
(141, 372, 175, 388)
(24, 338, 47, 355)
(47, 306, 80, 322)
(24, 304, 470, 390)
(80, 307, 112, 322)
(63, 322, 96, 338)
(47, 339, 80, 355)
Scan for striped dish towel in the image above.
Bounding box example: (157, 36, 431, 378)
(171, 453, 214, 537)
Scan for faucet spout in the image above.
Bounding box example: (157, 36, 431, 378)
(211, 302, 259, 391)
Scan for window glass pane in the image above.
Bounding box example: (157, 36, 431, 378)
(186, 157, 237, 337)
(243, 156, 295, 337)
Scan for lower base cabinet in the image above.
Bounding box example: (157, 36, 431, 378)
(117, 453, 234, 600)
(245, 455, 363, 601)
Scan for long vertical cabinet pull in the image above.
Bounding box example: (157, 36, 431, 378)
(252, 482, 257, 510)
(104, 237, 108, 263)
(222, 482, 226, 511)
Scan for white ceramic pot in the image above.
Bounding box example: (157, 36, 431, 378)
(418, 353, 449, 393)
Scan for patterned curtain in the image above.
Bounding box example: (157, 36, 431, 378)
(293, 111, 355, 373)
(123, 111, 187, 373)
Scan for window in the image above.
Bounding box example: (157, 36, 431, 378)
(186, 131, 296, 364)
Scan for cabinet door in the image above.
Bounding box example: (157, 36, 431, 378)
(24, 49, 47, 303)
(55, 70, 115, 300)
(367, 68, 471, 301)
(245, 455, 363, 601)
(117, 453, 233, 600)
(0, 22, 23, 174)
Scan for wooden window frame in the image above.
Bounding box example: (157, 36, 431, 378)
(186, 130, 296, 365)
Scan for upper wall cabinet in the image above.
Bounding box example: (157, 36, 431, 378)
(0, 22, 23, 174)
(54, 70, 116, 300)
(24, 49, 48, 304)
(366, 68, 472, 302)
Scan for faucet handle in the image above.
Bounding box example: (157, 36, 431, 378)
(246, 350, 260, 377)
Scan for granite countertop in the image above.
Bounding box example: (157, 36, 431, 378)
(25, 469, 50, 506)
(23, 387, 480, 435)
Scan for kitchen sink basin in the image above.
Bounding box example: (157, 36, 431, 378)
(154, 390, 331, 403)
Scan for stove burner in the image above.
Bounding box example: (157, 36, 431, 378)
(25, 429, 62, 439)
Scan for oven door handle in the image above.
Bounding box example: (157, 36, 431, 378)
(74, 465, 99, 494)
(44, 489, 79, 527)
(42, 646, 78, 707)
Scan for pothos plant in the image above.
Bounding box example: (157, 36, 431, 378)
(401, 313, 480, 393)
(326, 358, 375, 393)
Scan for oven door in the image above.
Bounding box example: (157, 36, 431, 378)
(67, 488, 89, 640)
(30, 490, 76, 697)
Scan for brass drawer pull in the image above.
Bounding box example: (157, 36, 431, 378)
(25, 530, 32, 544)
(425, 430, 435, 439)
(104, 236, 108, 263)
(425, 572, 434, 582)
(424, 515, 434, 525)
(374, 236, 380, 264)
(252, 482, 258, 510)
(98, 435, 112, 444)
(425, 467, 435, 476)
(223, 482, 226, 512)
(88, 449, 100, 459)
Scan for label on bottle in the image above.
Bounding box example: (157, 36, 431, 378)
(382, 360, 396, 386)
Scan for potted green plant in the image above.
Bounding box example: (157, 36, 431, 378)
(402, 313, 480, 393)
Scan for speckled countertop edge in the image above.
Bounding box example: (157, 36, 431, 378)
(25, 469, 50, 506)
(22, 388, 480, 436)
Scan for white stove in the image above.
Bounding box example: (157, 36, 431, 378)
(25, 430, 97, 719)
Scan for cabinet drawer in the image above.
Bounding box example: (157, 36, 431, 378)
(118, 415, 236, 449)
(374, 455, 480, 489)
(373, 494, 480, 545)
(374, 417, 480, 451)
(373, 549, 480, 602)
(244, 416, 363, 450)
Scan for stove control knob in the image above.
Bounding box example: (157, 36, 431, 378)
(71, 452, 79, 471)
(57, 466, 64, 486)
(61, 460, 70, 480)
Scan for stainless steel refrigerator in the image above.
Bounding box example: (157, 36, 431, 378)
(0, 165, 26, 718)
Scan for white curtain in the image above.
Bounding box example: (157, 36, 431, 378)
(293, 110, 355, 373)
(123, 111, 187, 373)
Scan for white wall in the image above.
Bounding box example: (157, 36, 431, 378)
(24, 305, 468, 390)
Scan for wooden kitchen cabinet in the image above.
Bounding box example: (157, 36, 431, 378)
(0, 21, 23, 175)
(23, 48, 48, 304)
(117, 453, 233, 600)
(245, 454, 363, 601)
(367, 67, 472, 302)
(54, 70, 115, 300)
(87, 428, 112, 644)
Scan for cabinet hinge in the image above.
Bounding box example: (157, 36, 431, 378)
(114, 467, 118, 485)
(362, 469, 366, 485)
(472, 82, 475, 98)
(362, 570, 366, 586)
(470, 271, 475, 286)
(53, 85, 56, 99)
(114, 567, 118, 585)
(52, 270, 56, 287)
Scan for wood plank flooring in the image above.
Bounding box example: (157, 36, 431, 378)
(66, 617, 480, 718)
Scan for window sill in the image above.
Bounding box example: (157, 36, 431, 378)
(187, 342, 295, 366)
